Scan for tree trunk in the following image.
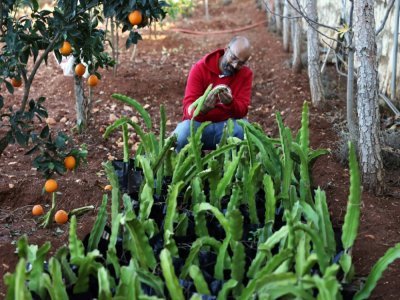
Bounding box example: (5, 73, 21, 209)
(115, 20, 120, 74)
(345, 1, 358, 145)
(110, 17, 118, 76)
(292, 0, 302, 72)
(266, 0, 276, 32)
(274, 0, 282, 34)
(282, 0, 290, 52)
(390, 0, 400, 100)
(74, 75, 89, 132)
(305, 0, 324, 107)
(346, 47, 358, 144)
(204, 0, 209, 21)
(354, 0, 384, 194)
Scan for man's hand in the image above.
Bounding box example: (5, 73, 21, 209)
(200, 93, 217, 113)
(218, 89, 232, 104)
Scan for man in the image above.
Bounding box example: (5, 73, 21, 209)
(173, 36, 253, 151)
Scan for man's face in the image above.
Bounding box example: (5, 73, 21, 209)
(221, 46, 249, 76)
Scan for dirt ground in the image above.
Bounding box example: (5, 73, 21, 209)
(0, 0, 399, 298)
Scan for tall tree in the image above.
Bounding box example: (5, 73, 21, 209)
(291, 0, 302, 72)
(274, 0, 282, 34)
(343, 1, 358, 145)
(282, 0, 291, 52)
(354, 0, 384, 193)
(305, 0, 324, 107)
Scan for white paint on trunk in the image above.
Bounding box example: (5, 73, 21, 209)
(354, 0, 384, 193)
(306, 0, 325, 107)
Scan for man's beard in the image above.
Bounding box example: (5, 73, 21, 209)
(221, 61, 235, 77)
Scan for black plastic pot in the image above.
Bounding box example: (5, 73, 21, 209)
(198, 250, 218, 277)
(66, 275, 99, 299)
(141, 283, 157, 296)
(342, 277, 365, 300)
(82, 225, 130, 267)
(179, 279, 197, 298)
(149, 232, 164, 258)
(209, 279, 224, 295)
(172, 257, 185, 276)
(112, 159, 143, 196)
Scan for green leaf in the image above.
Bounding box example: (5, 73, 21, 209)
(112, 94, 152, 129)
(40, 125, 50, 139)
(164, 182, 184, 256)
(231, 241, 246, 284)
(189, 265, 211, 295)
(115, 260, 140, 299)
(294, 224, 329, 273)
(28, 242, 51, 298)
(180, 237, 221, 279)
(104, 161, 121, 227)
(87, 195, 108, 252)
(217, 279, 238, 300)
(215, 236, 231, 280)
(98, 267, 112, 300)
(136, 268, 166, 298)
(5, 80, 14, 94)
(14, 258, 32, 299)
(55, 134, 66, 148)
(48, 258, 69, 299)
(341, 142, 361, 250)
(263, 174, 276, 238)
(354, 243, 400, 300)
(160, 249, 184, 300)
(107, 213, 122, 278)
(314, 188, 336, 257)
(124, 217, 157, 270)
(215, 146, 244, 202)
(54, 246, 77, 285)
(103, 118, 129, 139)
(73, 250, 102, 294)
(14, 129, 29, 147)
(228, 209, 243, 241)
(240, 273, 297, 300)
(191, 84, 213, 117)
(69, 215, 85, 263)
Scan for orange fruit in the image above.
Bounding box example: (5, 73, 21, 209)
(59, 41, 72, 56)
(87, 74, 99, 87)
(64, 155, 76, 170)
(54, 210, 68, 224)
(128, 10, 142, 26)
(75, 63, 86, 77)
(44, 179, 58, 193)
(11, 78, 22, 87)
(104, 185, 112, 191)
(32, 205, 44, 216)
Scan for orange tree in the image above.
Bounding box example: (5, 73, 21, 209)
(0, 0, 167, 177)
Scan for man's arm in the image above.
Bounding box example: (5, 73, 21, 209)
(182, 63, 206, 119)
(225, 69, 253, 119)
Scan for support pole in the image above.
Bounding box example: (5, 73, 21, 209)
(390, 0, 400, 99)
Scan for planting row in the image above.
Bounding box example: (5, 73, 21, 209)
(4, 93, 400, 299)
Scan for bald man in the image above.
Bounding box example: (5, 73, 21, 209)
(173, 36, 253, 151)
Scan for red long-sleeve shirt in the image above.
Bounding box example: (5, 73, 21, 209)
(182, 49, 253, 122)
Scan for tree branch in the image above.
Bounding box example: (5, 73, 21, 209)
(286, 0, 339, 32)
(376, 0, 395, 35)
(0, 0, 4, 36)
(263, 0, 344, 45)
(20, 33, 61, 112)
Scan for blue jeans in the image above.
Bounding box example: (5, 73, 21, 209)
(173, 119, 245, 152)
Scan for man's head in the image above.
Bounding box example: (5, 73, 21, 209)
(219, 36, 251, 77)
